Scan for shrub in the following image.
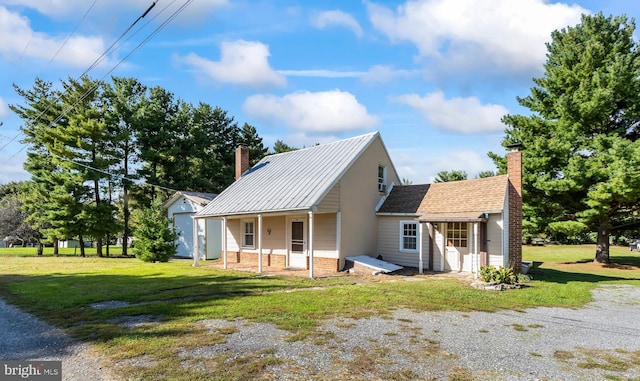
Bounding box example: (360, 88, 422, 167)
(132, 200, 177, 263)
(479, 265, 516, 285)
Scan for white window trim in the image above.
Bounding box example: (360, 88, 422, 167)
(378, 165, 387, 192)
(399, 220, 419, 253)
(242, 218, 255, 249)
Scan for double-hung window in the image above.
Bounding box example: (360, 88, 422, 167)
(378, 165, 387, 192)
(400, 221, 418, 252)
(242, 220, 255, 248)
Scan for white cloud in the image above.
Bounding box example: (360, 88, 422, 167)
(367, 0, 586, 73)
(424, 150, 495, 183)
(0, 97, 7, 117)
(243, 90, 378, 133)
(311, 10, 363, 38)
(178, 40, 286, 89)
(0, 152, 29, 183)
(278, 69, 365, 78)
(392, 91, 508, 134)
(361, 65, 419, 84)
(389, 147, 496, 184)
(0, 6, 107, 67)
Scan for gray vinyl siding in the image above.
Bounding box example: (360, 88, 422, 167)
(377, 216, 428, 269)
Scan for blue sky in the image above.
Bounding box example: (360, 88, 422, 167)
(1, 0, 640, 185)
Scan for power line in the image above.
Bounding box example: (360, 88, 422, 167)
(50, 152, 178, 193)
(79, 1, 159, 78)
(51, 0, 181, 128)
(49, 0, 187, 128)
(3, 0, 194, 194)
(49, 0, 101, 64)
(2, 1, 164, 152)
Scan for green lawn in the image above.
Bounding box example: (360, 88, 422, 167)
(0, 244, 638, 380)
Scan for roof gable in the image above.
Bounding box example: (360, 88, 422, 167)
(163, 191, 217, 208)
(197, 132, 381, 217)
(418, 175, 508, 219)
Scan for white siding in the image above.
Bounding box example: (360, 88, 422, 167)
(486, 213, 504, 267)
(205, 219, 222, 259)
(502, 191, 510, 268)
(432, 225, 445, 272)
(174, 213, 194, 257)
(377, 216, 428, 269)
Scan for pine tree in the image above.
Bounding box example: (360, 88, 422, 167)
(133, 200, 177, 262)
(499, 13, 640, 263)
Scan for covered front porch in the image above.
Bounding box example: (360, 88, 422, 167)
(196, 210, 342, 278)
(421, 215, 488, 277)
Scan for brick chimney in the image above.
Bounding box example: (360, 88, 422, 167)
(506, 143, 522, 273)
(235, 145, 250, 180)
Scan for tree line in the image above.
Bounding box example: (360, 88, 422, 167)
(6, 76, 269, 256)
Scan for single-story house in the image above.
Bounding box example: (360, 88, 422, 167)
(194, 132, 522, 278)
(163, 191, 221, 260)
(195, 132, 401, 277)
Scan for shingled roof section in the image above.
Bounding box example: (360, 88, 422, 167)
(377, 184, 430, 214)
(418, 175, 508, 220)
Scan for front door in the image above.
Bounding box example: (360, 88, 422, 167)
(289, 219, 307, 268)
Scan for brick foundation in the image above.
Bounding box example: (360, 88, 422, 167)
(225, 252, 339, 276)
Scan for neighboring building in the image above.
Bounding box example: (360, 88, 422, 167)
(163, 191, 220, 260)
(58, 239, 93, 248)
(195, 132, 523, 278)
(195, 132, 400, 277)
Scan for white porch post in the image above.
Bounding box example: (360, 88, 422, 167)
(258, 214, 263, 274)
(222, 217, 227, 269)
(440, 224, 445, 272)
(336, 211, 341, 263)
(308, 211, 314, 278)
(193, 217, 199, 267)
(473, 222, 479, 278)
(418, 222, 423, 274)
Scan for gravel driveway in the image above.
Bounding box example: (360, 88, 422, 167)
(0, 299, 113, 381)
(1, 284, 639, 380)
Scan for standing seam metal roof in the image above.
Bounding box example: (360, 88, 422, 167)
(196, 132, 380, 217)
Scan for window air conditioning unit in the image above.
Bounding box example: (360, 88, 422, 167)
(378, 183, 386, 192)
